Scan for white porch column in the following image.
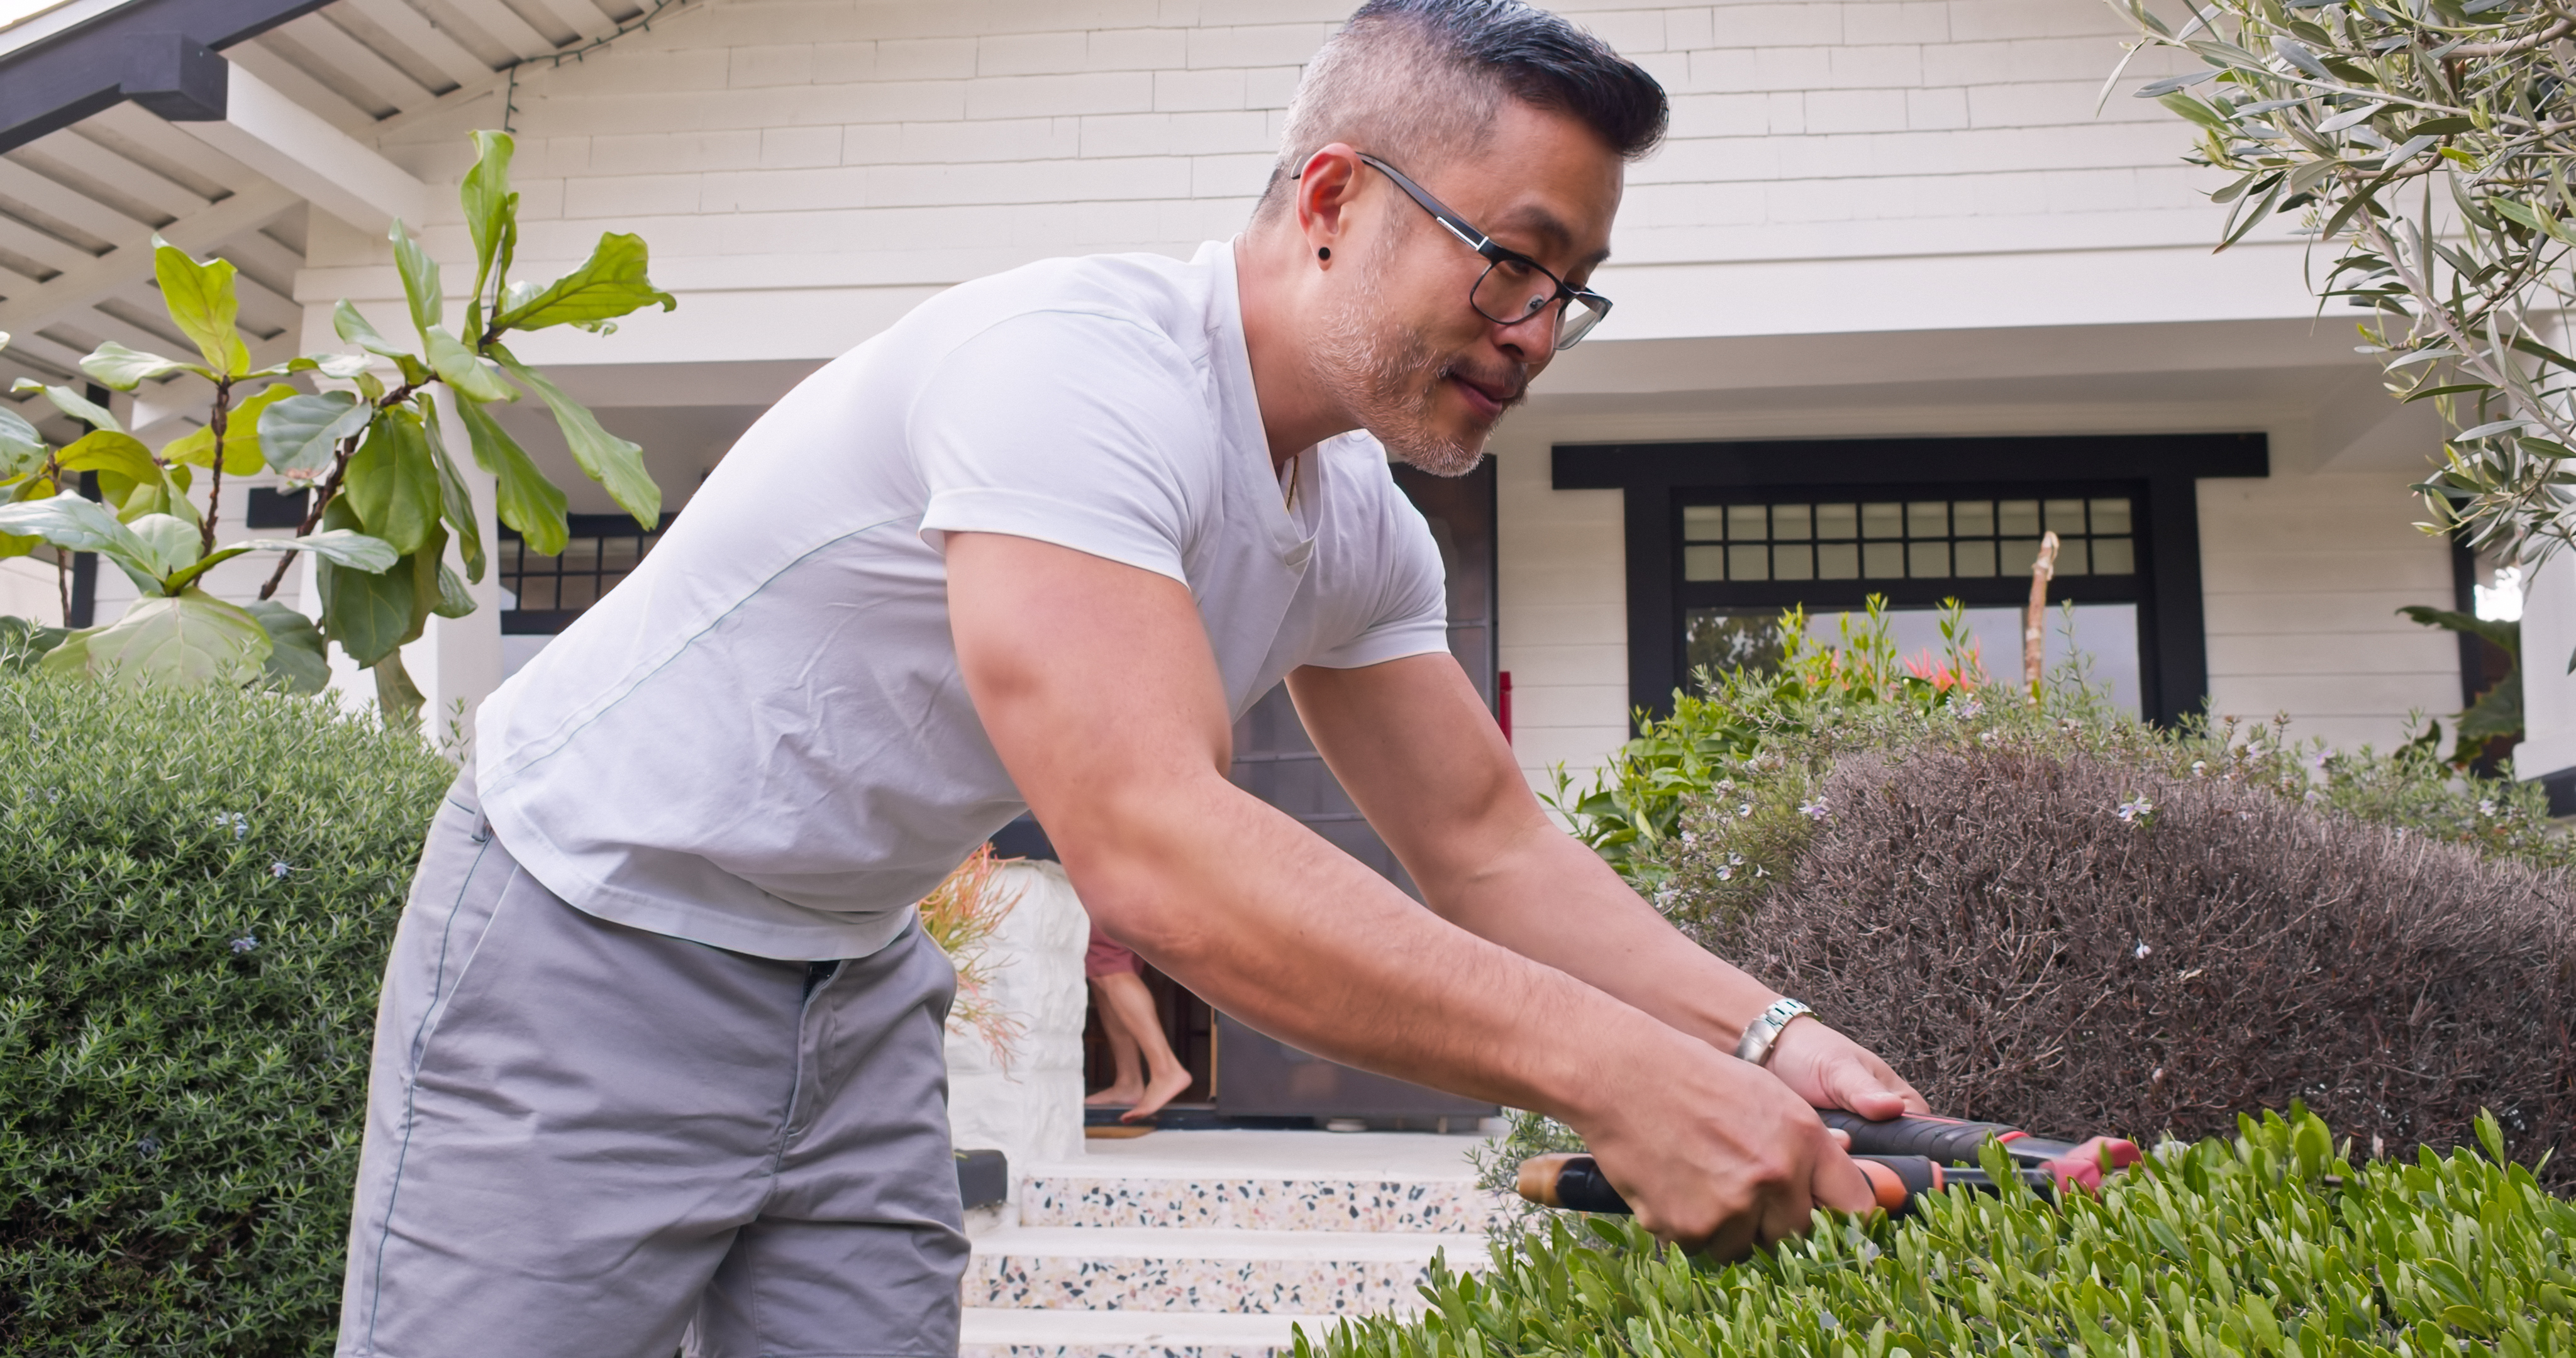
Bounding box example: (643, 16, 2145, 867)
(946, 859, 1091, 1205)
(2513, 549, 2576, 797)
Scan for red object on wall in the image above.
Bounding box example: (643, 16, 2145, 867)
(1498, 670, 1512, 744)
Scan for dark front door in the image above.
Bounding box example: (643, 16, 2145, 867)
(1209, 460, 1501, 1125)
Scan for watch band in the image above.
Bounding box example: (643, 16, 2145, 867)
(1733, 998, 1813, 1067)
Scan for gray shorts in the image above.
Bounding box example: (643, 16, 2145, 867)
(336, 778, 967, 1357)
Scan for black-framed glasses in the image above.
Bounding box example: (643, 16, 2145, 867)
(1357, 152, 1612, 350)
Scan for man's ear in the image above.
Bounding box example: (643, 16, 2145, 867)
(1296, 144, 1365, 258)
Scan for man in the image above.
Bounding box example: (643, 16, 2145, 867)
(336, 1, 1928, 1354)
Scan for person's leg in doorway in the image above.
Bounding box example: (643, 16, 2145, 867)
(1080, 928, 1193, 1122)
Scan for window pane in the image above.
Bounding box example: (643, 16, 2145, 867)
(1998, 500, 2040, 536)
(1682, 506, 1724, 542)
(1816, 504, 1858, 539)
(1906, 501, 1947, 538)
(1772, 504, 1813, 540)
(2000, 538, 2041, 576)
(1817, 543, 1860, 578)
(2056, 537, 2090, 576)
(1862, 541, 1905, 578)
(1685, 609, 1789, 676)
(2093, 536, 2136, 575)
(1953, 539, 1997, 577)
(1908, 541, 1950, 577)
(1684, 545, 1726, 580)
(1952, 500, 1994, 537)
(2089, 498, 2132, 535)
(1728, 504, 1768, 541)
(2044, 499, 2087, 535)
(1729, 543, 1770, 580)
(1862, 502, 1903, 539)
(1772, 543, 1814, 580)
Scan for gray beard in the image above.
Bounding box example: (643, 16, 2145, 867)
(1304, 259, 1493, 479)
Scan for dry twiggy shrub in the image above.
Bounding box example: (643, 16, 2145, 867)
(1686, 741, 2576, 1186)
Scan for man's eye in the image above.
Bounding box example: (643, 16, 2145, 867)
(1490, 257, 1537, 281)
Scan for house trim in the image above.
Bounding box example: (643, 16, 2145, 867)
(1552, 433, 2270, 730)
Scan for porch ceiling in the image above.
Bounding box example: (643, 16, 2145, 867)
(0, 0, 648, 443)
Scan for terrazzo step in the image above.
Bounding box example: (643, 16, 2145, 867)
(960, 1305, 1355, 1357)
(1021, 1131, 1510, 1235)
(966, 1225, 1485, 1317)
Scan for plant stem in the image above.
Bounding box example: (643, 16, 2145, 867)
(200, 378, 233, 561)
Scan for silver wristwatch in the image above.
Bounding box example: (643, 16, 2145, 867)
(1733, 998, 1813, 1066)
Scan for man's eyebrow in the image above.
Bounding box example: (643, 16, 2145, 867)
(1495, 205, 1611, 270)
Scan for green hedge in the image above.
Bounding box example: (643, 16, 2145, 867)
(1313, 1110, 2576, 1357)
(0, 670, 449, 1353)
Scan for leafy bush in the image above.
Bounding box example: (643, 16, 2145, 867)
(1316, 1109, 2576, 1357)
(1533, 603, 2575, 1192)
(0, 670, 448, 1352)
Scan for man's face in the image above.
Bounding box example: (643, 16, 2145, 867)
(1307, 101, 1623, 477)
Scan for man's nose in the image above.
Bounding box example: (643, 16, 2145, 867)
(1492, 303, 1563, 360)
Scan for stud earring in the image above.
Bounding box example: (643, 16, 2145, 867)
(1318, 247, 1331, 262)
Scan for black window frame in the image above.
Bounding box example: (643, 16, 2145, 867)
(497, 512, 677, 635)
(1552, 434, 2269, 729)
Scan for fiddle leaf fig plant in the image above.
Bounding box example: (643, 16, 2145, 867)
(0, 130, 674, 729)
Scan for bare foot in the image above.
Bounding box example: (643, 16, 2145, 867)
(1121, 1066, 1194, 1122)
(1086, 1085, 1143, 1108)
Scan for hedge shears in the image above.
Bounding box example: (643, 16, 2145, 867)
(1516, 1111, 2143, 1219)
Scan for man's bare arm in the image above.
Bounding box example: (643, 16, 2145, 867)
(945, 532, 1872, 1252)
(1286, 653, 1927, 1120)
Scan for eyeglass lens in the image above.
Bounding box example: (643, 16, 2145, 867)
(1469, 259, 1604, 350)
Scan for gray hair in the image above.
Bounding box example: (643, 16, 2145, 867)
(1255, 0, 1667, 221)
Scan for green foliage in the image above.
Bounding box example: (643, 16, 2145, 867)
(0, 131, 672, 721)
(1553, 601, 2576, 892)
(0, 668, 453, 1351)
(2116, 0, 2576, 568)
(1315, 1109, 2576, 1357)
(2401, 604, 2525, 766)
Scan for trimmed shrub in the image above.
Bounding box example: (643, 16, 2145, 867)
(1692, 737, 2576, 1188)
(0, 671, 449, 1352)
(1316, 1110, 2576, 1356)
(1540, 603, 2576, 1186)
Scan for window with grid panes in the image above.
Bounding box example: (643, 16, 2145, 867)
(498, 513, 675, 634)
(1676, 487, 2150, 716)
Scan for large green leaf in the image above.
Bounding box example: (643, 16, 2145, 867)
(152, 238, 252, 376)
(462, 130, 519, 323)
(55, 429, 157, 483)
(334, 300, 413, 362)
(12, 380, 120, 433)
(497, 353, 660, 528)
(423, 325, 515, 402)
(492, 232, 676, 333)
(432, 561, 475, 617)
(158, 382, 296, 475)
(245, 599, 329, 694)
(0, 493, 162, 593)
(126, 512, 201, 580)
(43, 589, 271, 689)
(164, 527, 399, 593)
(258, 390, 377, 479)
(0, 406, 47, 480)
(341, 407, 441, 556)
(373, 648, 426, 731)
(457, 396, 568, 555)
(390, 221, 443, 340)
(261, 351, 373, 381)
(318, 504, 414, 668)
(79, 340, 204, 390)
(421, 400, 485, 583)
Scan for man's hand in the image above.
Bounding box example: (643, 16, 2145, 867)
(1763, 1018, 1930, 1122)
(1578, 1030, 1879, 1257)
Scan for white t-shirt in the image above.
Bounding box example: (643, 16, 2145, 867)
(474, 240, 1452, 961)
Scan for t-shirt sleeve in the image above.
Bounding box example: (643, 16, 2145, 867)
(912, 310, 1209, 582)
(1307, 470, 1452, 669)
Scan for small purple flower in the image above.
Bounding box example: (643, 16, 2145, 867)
(230, 935, 258, 954)
(270, 861, 292, 880)
(2117, 795, 2155, 823)
(1736, 802, 1753, 819)
(2134, 941, 2153, 959)
(1798, 798, 1829, 821)
(135, 1136, 160, 1159)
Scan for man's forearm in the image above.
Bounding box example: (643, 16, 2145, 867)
(1050, 771, 1700, 1123)
(1418, 819, 1784, 1053)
